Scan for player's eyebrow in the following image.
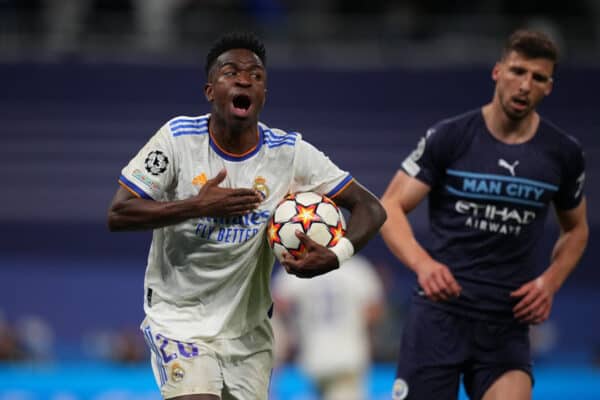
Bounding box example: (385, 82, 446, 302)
(218, 61, 264, 71)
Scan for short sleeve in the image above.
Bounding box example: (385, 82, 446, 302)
(553, 140, 586, 210)
(119, 123, 175, 200)
(401, 123, 454, 187)
(291, 138, 353, 198)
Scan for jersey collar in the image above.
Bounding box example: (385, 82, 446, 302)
(208, 124, 264, 162)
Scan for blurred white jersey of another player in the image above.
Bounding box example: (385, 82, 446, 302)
(273, 255, 383, 378)
(118, 114, 353, 342)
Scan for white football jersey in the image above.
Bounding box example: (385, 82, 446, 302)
(119, 114, 352, 341)
(272, 255, 383, 377)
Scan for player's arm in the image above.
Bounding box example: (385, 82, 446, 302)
(380, 170, 461, 301)
(333, 180, 387, 253)
(107, 169, 262, 231)
(281, 180, 386, 278)
(511, 198, 588, 323)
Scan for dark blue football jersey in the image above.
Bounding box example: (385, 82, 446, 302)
(401, 109, 586, 321)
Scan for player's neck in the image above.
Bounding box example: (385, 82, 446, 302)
(482, 103, 539, 145)
(209, 116, 260, 155)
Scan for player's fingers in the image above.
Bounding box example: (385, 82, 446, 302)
(207, 169, 227, 186)
(515, 301, 538, 320)
(513, 292, 539, 317)
(221, 195, 262, 210)
(281, 253, 299, 273)
(427, 278, 447, 302)
(432, 274, 452, 301)
(440, 270, 461, 297)
(533, 304, 551, 324)
(224, 193, 262, 206)
(527, 304, 549, 324)
(450, 280, 462, 296)
(510, 283, 531, 298)
(231, 188, 263, 198)
(295, 231, 318, 248)
(513, 288, 540, 313)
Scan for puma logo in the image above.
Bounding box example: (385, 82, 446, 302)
(498, 159, 519, 176)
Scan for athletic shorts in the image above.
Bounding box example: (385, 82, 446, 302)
(141, 317, 274, 399)
(392, 300, 533, 400)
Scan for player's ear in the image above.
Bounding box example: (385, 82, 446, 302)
(205, 83, 214, 102)
(262, 88, 267, 106)
(544, 79, 554, 96)
(491, 62, 501, 82)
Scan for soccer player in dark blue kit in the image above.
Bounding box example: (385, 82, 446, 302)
(380, 29, 589, 400)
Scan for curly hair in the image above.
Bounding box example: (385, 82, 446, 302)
(205, 32, 266, 77)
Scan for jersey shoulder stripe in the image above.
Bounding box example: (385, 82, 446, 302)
(169, 115, 209, 137)
(262, 126, 298, 148)
(118, 174, 154, 200)
(326, 174, 354, 199)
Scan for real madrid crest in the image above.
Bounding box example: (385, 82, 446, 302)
(253, 176, 269, 199)
(145, 150, 169, 176)
(171, 362, 185, 382)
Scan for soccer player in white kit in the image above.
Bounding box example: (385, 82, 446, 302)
(272, 255, 385, 400)
(107, 32, 386, 400)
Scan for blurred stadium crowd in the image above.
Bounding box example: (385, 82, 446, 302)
(1, 0, 600, 66)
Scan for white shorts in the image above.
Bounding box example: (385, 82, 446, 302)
(141, 317, 274, 399)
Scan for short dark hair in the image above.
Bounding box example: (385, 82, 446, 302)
(205, 32, 267, 76)
(502, 29, 559, 64)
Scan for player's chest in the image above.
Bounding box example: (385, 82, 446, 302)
(443, 143, 561, 207)
(174, 149, 293, 206)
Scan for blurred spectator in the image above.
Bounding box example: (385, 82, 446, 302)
(0, 319, 26, 361)
(42, 0, 92, 54)
(111, 328, 147, 363)
(82, 327, 147, 364)
(272, 255, 385, 400)
(130, 0, 190, 51)
(15, 315, 55, 361)
(42, 0, 192, 54)
(529, 321, 559, 363)
(0, 311, 54, 362)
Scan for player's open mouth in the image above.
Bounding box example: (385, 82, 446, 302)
(511, 97, 529, 110)
(233, 95, 252, 111)
(513, 97, 529, 107)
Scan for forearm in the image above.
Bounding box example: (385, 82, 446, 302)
(108, 196, 197, 231)
(380, 204, 431, 275)
(344, 199, 387, 252)
(544, 224, 589, 291)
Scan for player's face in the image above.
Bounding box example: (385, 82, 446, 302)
(205, 49, 267, 123)
(492, 51, 554, 120)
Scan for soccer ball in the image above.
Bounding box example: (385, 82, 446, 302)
(267, 192, 346, 262)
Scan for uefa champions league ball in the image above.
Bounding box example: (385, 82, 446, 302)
(267, 192, 346, 262)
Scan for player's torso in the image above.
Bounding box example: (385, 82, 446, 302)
(438, 126, 559, 239)
(423, 113, 572, 319)
(163, 126, 296, 257)
(144, 122, 298, 339)
(431, 115, 563, 247)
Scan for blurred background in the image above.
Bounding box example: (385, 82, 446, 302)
(1, 0, 599, 399)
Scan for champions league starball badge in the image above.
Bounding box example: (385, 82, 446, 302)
(145, 150, 169, 176)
